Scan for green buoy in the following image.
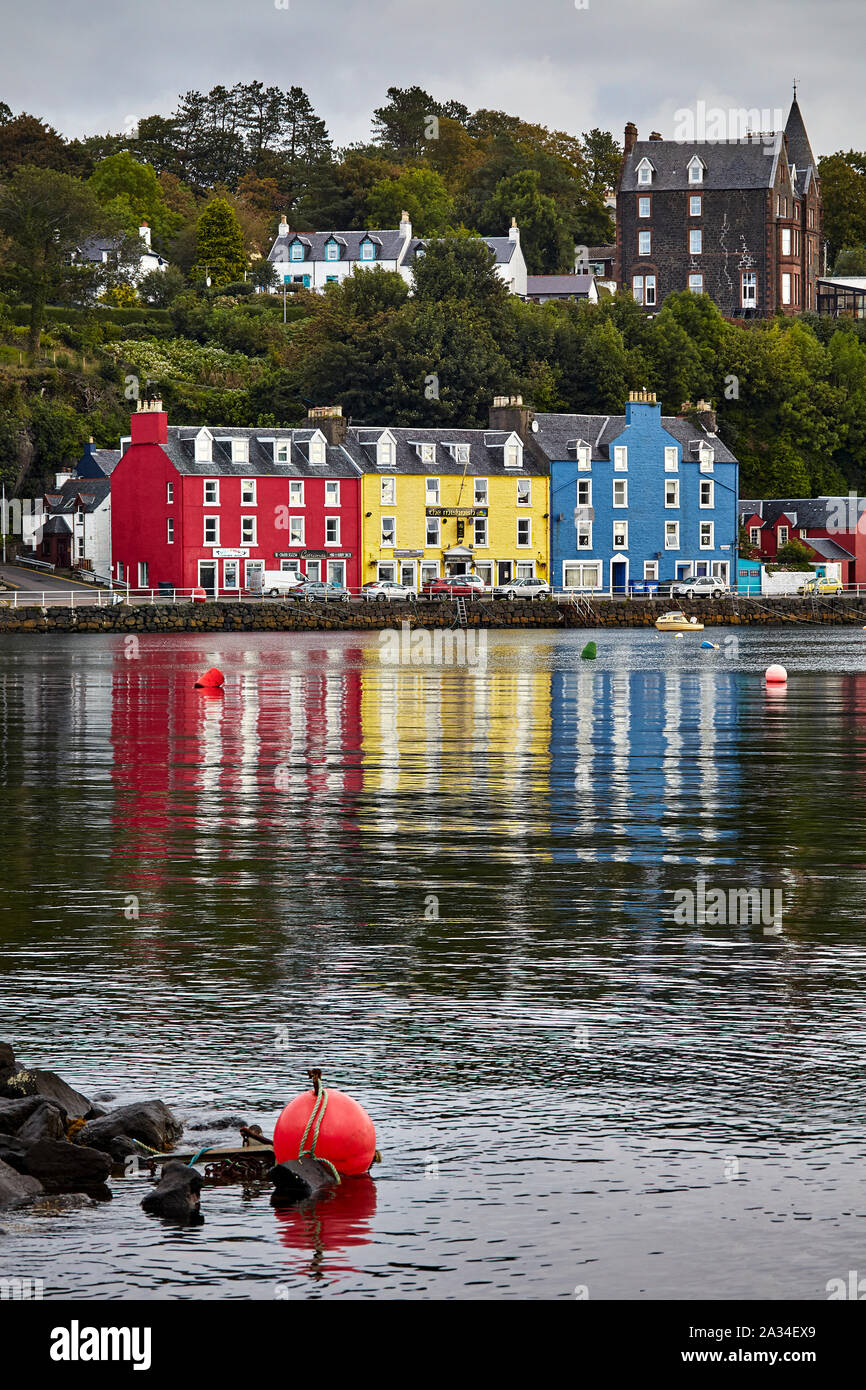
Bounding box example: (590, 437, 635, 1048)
(580, 641, 597, 660)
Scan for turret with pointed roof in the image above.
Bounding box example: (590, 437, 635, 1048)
(784, 96, 818, 190)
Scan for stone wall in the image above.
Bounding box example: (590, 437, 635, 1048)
(1, 594, 865, 635)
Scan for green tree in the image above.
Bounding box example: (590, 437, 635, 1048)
(366, 167, 455, 235)
(818, 153, 866, 264)
(191, 197, 246, 287)
(833, 246, 866, 275)
(250, 257, 279, 292)
(137, 264, 187, 306)
(485, 168, 573, 273)
(410, 235, 510, 318)
(88, 151, 180, 246)
(0, 113, 87, 178)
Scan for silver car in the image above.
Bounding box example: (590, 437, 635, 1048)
(362, 581, 417, 602)
(673, 574, 729, 599)
(494, 576, 551, 601)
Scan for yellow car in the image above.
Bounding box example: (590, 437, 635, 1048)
(799, 576, 843, 595)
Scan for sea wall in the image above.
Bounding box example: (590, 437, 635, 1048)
(1, 595, 865, 634)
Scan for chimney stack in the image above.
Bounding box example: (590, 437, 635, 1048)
(489, 394, 533, 442)
(399, 209, 412, 239)
(624, 122, 638, 155)
(277, 214, 289, 237)
(648, 131, 663, 141)
(509, 216, 520, 242)
(139, 221, 151, 247)
(130, 399, 167, 445)
(306, 404, 347, 446)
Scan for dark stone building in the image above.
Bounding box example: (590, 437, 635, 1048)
(615, 99, 822, 318)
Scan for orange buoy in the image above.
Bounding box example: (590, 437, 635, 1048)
(765, 664, 788, 684)
(273, 1078, 376, 1177)
(195, 667, 225, 688)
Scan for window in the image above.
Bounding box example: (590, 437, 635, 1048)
(665, 479, 679, 507)
(613, 446, 628, 471)
(326, 560, 345, 585)
(613, 520, 628, 549)
(474, 478, 488, 505)
(517, 478, 531, 506)
(699, 443, 714, 471)
(517, 518, 531, 547)
(425, 477, 440, 505)
(688, 157, 704, 183)
(689, 195, 702, 216)
(290, 242, 304, 261)
(308, 435, 326, 465)
(326, 276, 338, 283)
(377, 436, 395, 467)
(426, 516, 440, 547)
(700, 521, 714, 549)
(381, 515, 396, 546)
(742, 271, 757, 308)
(689, 229, 702, 255)
(613, 479, 628, 507)
(326, 241, 339, 261)
(377, 562, 396, 582)
(360, 240, 376, 261)
(167, 518, 174, 544)
(664, 446, 678, 471)
(204, 517, 219, 545)
(564, 561, 601, 588)
(781, 227, 792, 255)
(325, 480, 340, 506)
(750, 527, 760, 545)
(778, 525, 789, 546)
(418, 443, 436, 464)
(576, 520, 592, 549)
(665, 521, 680, 549)
(380, 476, 395, 505)
(138, 561, 149, 587)
(799, 528, 807, 540)
(637, 160, 653, 185)
(117, 561, 124, 582)
(166, 482, 174, 504)
(241, 516, 256, 546)
(231, 438, 248, 464)
(632, 274, 646, 304)
(638, 196, 651, 218)
(700, 480, 714, 508)
(325, 517, 340, 545)
(453, 443, 470, 464)
(195, 433, 212, 462)
(474, 517, 488, 547)
(689, 273, 704, 293)
(644, 561, 658, 581)
(289, 480, 304, 506)
(644, 274, 657, 306)
(781, 273, 792, 305)
(289, 516, 304, 545)
(577, 444, 592, 471)
(275, 441, 291, 463)
(638, 230, 651, 255)
(505, 441, 522, 468)
(241, 479, 256, 505)
(204, 479, 219, 505)
(577, 479, 591, 506)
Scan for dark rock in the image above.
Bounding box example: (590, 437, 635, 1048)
(0, 1095, 46, 1135)
(79, 1100, 183, 1155)
(17, 1100, 67, 1145)
(0, 1157, 43, 1208)
(21, 1139, 112, 1193)
(141, 1161, 203, 1222)
(104, 1135, 139, 1161)
(91, 1092, 116, 1104)
(188, 1114, 247, 1132)
(32, 1192, 98, 1213)
(0, 1044, 14, 1086)
(0, 1135, 30, 1173)
(83, 1105, 108, 1121)
(269, 1156, 339, 1203)
(0, 1068, 91, 1120)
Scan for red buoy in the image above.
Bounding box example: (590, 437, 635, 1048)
(273, 1084, 376, 1177)
(195, 667, 225, 688)
(192, 588, 207, 603)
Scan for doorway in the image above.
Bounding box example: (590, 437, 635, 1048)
(611, 560, 628, 595)
(497, 560, 513, 585)
(198, 560, 217, 596)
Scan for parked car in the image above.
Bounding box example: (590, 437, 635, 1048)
(421, 574, 488, 600)
(798, 576, 843, 595)
(288, 580, 351, 603)
(361, 580, 417, 602)
(259, 570, 300, 597)
(673, 574, 730, 599)
(493, 576, 551, 601)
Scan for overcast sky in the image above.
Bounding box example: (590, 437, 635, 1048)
(1, 0, 861, 158)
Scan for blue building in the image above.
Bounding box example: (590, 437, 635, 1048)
(535, 392, 738, 593)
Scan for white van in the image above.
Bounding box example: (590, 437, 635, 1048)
(254, 569, 300, 597)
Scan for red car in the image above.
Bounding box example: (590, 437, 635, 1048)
(421, 574, 488, 600)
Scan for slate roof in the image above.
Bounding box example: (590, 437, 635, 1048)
(44, 477, 110, 514)
(784, 99, 817, 184)
(806, 536, 854, 560)
(818, 276, 866, 291)
(77, 446, 122, 478)
(587, 245, 615, 260)
(532, 412, 737, 463)
(344, 426, 547, 476)
(158, 428, 363, 479)
(403, 235, 516, 267)
(622, 135, 782, 192)
(739, 496, 863, 529)
(269, 229, 408, 265)
(526, 274, 595, 296)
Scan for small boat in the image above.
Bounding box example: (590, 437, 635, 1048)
(655, 610, 704, 632)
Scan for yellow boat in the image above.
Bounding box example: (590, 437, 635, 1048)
(655, 610, 704, 632)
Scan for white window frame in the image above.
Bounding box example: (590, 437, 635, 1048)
(426, 516, 440, 547)
(381, 515, 396, 547)
(289, 516, 304, 546)
(665, 479, 680, 508)
(418, 443, 436, 464)
(699, 443, 714, 472)
(474, 477, 488, 505)
(688, 158, 704, 184)
(689, 228, 702, 255)
(689, 195, 702, 216)
(231, 438, 248, 464)
(638, 196, 651, 218)
(274, 441, 291, 464)
(308, 434, 327, 465)
(742, 271, 757, 307)
(700, 521, 714, 550)
(241, 516, 256, 546)
(613, 479, 628, 508)
(195, 432, 212, 463)
(377, 436, 395, 468)
(750, 527, 760, 545)
(474, 516, 488, 548)
(517, 477, 531, 506)
(166, 518, 174, 544)
(325, 516, 340, 546)
(138, 561, 149, 587)
(325, 480, 340, 507)
(425, 477, 440, 505)
(613, 446, 628, 471)
(203, 516, 219, 545)
(517, 517, 531, 548)
(632, 274, 645, 305)
(505, 441, 522, 469)
(166, 482, 174, 503)
(203, 479, 219, 505)
(665, 521, 680, 550)
(577, 479, 592, 506)
(781, 227, 792, 256)
(644, 561, 658, 581)
(781, 272, 792, 306)
(644, 274, 657, 306)
(700, 480, 714, 508)
(664, 446, 678, 471)
(689, 273, 704, 294)
(576, 521, 592, 550)
(638, 230, 651, 256)
(380, 476, 396, 505)
(613, 520, 629, 549)
(577, 444, 592, 471)
(241, 479, 256, 505)
(289, 480, 304, 506)
(777, 525, 789, 546)
(637, 160, 653, 185)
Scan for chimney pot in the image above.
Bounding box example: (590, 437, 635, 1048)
(624, 122, 638, 155)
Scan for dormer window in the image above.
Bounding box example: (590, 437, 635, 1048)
(417, 443, 436, 464)
(377, 432, 396, 468)
(231, 438, 248, 464)
(688, 157, 705, 184)
(195, 429, 213, 463)
(274, 440, 291, 464)
(360, 239, 376, 261)
(636, 158, 654, 185)
(576, 443, 592, 471)
(308, 432, 327, 465)
(452, 443, 470, 464)
(325, 240, 340, 261)
(504, 440, 523, 469)
(290, 241, 304, 261)
(699, 442, 714, 471)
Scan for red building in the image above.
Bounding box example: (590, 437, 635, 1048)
(111, 402, 362, 593)
(740, 496, 866, 585)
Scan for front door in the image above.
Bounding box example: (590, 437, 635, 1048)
(198, 561, 217, 596)
(611, 560, 627, 595)
(497, 560, 513, 585)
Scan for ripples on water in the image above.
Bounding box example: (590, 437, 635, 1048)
(1, 627, 866, 1298)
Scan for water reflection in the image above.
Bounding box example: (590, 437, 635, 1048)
(273, 1177, 378, 1282)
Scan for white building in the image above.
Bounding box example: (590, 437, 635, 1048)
(267, 214, 528, 297)
(72, 222, 169, 285)
(35, 473, 112, 576)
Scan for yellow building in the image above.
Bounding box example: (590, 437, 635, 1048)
(348, 401, 550, 590)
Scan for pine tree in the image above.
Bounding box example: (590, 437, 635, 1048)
(191, 197, 246, 287)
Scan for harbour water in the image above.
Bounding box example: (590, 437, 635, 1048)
(1, 626, 865, 1299)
